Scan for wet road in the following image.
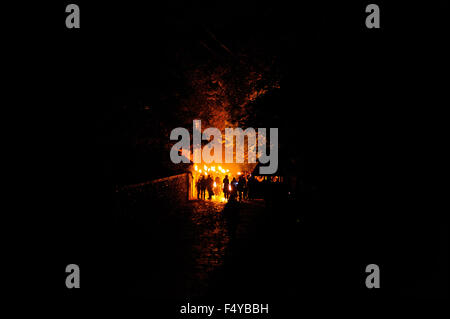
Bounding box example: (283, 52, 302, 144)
(186, 199, 269, 297)
(123, 198, 270, 299)
(180, 199, 268, 297)
(114, 191, 448, 303)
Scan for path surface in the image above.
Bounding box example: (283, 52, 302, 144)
(186, 199, 270, 297)
(125, 198, 277, 299)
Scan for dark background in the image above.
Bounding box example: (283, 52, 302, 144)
(9, 0, 449, 315)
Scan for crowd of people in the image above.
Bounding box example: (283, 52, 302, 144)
(196, 173, 256, 202)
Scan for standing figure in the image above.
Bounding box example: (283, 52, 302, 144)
(196, 177, 201, 199)
(200, 175, 206, 200)
(231, 177, 238, 194)
(237, 175, 246, 202)
(229, 177, 238, 202)
(243, 175, 249, 200)
(206, 175, 214, 200)
(223, 175, 230, 199)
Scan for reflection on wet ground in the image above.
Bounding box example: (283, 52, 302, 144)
(124, 197, 267, 299)
(183, 199, 267, 297)
(187, 201, 229, 296)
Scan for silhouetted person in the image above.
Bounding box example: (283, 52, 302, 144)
(243, 175, 249, 200)
(196, 177, 201, 199)
(223, 175, 230, 199)
(237, 175, 247, 201)
(237, 175, 246, 201)
(199, 175, 206, 200)
(231, 177, 238, 197)
(224, 187, 240, 239)
(206, 175, 214, 200)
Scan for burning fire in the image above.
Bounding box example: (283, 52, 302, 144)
(192, 163, 243, 203)
(192, 163, 255, 202)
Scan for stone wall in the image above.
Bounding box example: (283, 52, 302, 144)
(116, 172, 194, 213)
